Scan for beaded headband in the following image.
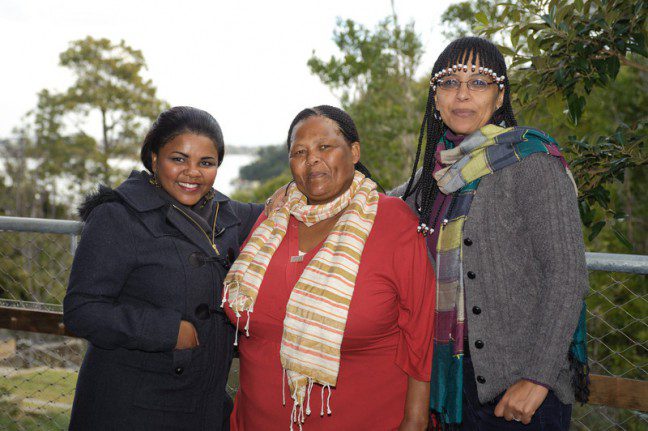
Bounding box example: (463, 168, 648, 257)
(429, 63, 506, 91)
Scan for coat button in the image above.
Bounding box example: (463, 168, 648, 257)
(472, 306, 482, 315)
(188, 251, 206, 268)
(175, 367, 184, 375)
(195, 303, 210, 320)
(475, 340, 484, 349)
(464, 238, 473, 246)
(477, 375, 486, 384)
(467, 271, 476, 279)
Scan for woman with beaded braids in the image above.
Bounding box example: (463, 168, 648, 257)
(390, 37, 590, 430)
(224, 105, 436, 430)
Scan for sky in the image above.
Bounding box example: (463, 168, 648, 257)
(1, 0, 459, 147)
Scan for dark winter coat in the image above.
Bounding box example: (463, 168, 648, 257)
(64, 171, 262, 430)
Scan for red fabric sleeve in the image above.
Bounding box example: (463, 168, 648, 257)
(390, 200, 436, 382)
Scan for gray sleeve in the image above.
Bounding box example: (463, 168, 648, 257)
(388, 168, 422, 197)
(513, 155, 590, 387)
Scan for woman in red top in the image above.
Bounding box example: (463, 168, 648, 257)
(224, 106, 435, 431)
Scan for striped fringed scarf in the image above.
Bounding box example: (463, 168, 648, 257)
(429, 125, 589, 429)
(223, 171, 379, 429)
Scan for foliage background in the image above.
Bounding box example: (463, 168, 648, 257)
(0, 1, 645, 429)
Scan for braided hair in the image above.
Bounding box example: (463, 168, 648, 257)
(402, 37, 517, 233)
(286, 105, 382, 190)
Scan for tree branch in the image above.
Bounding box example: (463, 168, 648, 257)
(616, 55, 648, 73)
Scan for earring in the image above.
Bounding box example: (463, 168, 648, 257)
(149, 172, 161, 188)
(433, 110, 442, 121)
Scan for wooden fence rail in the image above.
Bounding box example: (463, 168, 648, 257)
(0, 305, 646, 413)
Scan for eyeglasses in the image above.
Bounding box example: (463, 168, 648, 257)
(436, 78, 498, 92)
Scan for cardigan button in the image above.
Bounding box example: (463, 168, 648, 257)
(476, 375, 486, 384)
(175, 367, 184, 375)
(467, 271, 476, 279)
(472, 306, 482, 315)
(464, 238, 473, 246)
(475, 340, 484, 349)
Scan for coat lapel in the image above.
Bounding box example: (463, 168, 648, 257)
(166, 205, 219, 258)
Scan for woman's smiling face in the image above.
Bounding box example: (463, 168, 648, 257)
(151, 133, 219, 206)
(289, 116, 360, 205)
(435, 58, 504, 136)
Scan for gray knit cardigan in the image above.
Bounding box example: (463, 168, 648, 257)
(391, 153, 590, 404)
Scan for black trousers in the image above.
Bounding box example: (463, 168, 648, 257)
(460, 351, 572, 431)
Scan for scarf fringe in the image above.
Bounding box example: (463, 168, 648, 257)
(429, 412, 460, 431)
(286, 374, 332, 430)
(569, 349, 590, 404)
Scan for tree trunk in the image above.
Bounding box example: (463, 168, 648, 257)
(101, 108, 111, 185)
(624, 168, 633, 246)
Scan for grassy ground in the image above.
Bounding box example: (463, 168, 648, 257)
(0, 368, 77, 405)
(0, 368, 76, 431)
(0, 406, 70, 431)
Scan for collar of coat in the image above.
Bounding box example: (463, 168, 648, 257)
(78, 170, 241, 257)
(116, 170, 231, 212)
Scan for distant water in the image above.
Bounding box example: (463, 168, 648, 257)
(217, 154, 255, 195)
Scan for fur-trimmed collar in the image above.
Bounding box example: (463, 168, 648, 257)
(78, 170, 230, 221)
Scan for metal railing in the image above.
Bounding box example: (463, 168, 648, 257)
(0, 216, 646, 430)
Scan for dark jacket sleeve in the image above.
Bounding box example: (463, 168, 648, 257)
(63, 203, 181, 352)
(230, 201, 263, 246)
(513, 155, 590, 387)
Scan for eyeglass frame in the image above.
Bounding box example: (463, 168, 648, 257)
(434, 77, 501, 92)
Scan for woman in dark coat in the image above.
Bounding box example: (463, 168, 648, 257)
(63, 106, 262, 430)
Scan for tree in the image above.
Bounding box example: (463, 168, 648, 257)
(444, 0, 647, 243)
(23, 90, 99, 200)
(238, 145, 289, 183)
(58, 37, 167, 184)
(307, 16, 427, 188)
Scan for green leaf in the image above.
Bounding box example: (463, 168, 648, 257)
(510, 28, 520, 48)
(541, 14, 554, 27)
(495, 44, 516, 56)
(612, 228, 634, 251)
(475, 12, 489, 26)
(588, 221, 606, 241)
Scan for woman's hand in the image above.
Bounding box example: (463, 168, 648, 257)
(398, 377, 429, 431)
(175, 320, 199, 350)
(263, 183, 290, 216)
(494, 380, 549, 424)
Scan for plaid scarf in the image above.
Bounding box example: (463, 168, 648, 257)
(223, 171, 379, 429)
(430, 125, 589, 428)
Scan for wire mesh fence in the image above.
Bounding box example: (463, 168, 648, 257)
(571, 272, 648, 431)
(0, 224, 646, 430)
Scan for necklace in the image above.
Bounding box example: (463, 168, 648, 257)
(172, 202, 221, 255)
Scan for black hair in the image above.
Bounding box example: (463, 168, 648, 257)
(140, 106, 225, 172)
(402, 37, 517, 232)
(285, 105, 378, 185)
